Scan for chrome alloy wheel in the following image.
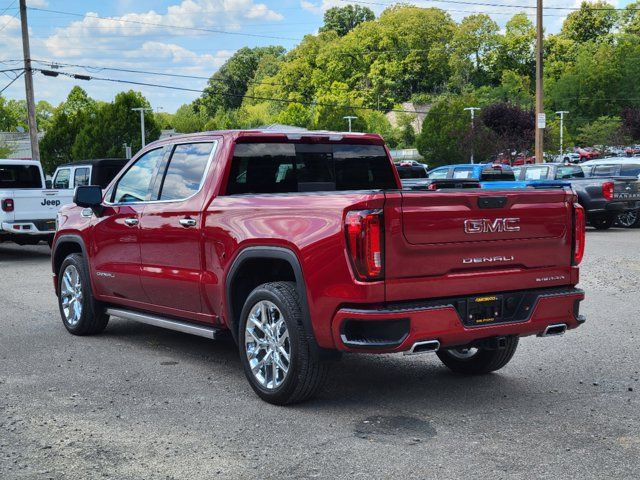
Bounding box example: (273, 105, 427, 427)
(244, 300, 291, 390)
(61, 265, 83, 326)
(617, 210, 638, 228)
(447, 347, 479, 360)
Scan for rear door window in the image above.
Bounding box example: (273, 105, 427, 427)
(74, 167, 90, 187)
(452, 167, 474, 179)
(592, 165, 617, 177)
(157, 142, 214, 201)
(555, 165, 584, 179)
(428, 168, 449, 179)
(523, 166, 549, 181)
(225, 143, 396, 194)
(53, 168, 70, 189)
(620, 164, 640, 177)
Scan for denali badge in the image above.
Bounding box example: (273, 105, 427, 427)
(96, 271, 115, 278)
(463, 255, 514, 264)
(464, 218, 520, 234)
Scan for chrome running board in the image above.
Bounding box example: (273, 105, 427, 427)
(106, 308, 220, 339)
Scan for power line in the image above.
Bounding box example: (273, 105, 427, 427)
(0, 0, 17, 17)
(0, 7, 18, 32)
(0, 68, 23, 94)
(28, 7, 303, 42)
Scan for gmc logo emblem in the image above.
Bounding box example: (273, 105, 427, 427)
(464, 218, 521, 234)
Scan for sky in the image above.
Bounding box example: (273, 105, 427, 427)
(0, 0, 635, 114)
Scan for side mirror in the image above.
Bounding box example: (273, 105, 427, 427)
(45, 180, 52, 189)
(74, 185, 104, 216)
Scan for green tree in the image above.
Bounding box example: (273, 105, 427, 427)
(40, 88, 98, 173)
(200, 46, 286, 116)
(449, 14, 500, 88)
(172, 103, 207, 133)
(494, 13, 536, 81)
(319, 5, 375, 36)
(72, 90, 159, 159)
(561, 1, 618, 43)
(576, 115, 628, 149)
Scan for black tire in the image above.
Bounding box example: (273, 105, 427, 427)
(590, 216, 614, 230)
(238, 281, 328, 405)
(57, 253, 109, 335)
(616, 209, 640, 228)
(436, 336, 519, 375)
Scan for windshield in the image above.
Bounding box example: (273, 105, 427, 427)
(0, 165, 42, 189)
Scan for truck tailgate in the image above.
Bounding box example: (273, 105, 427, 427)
(10, 190, 64, 221)
(613, 177, 640, 202)
(384, 189, 576, 302)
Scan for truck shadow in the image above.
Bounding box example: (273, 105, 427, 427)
(0, 243, 51, 261)
(100, 318, 531, 412)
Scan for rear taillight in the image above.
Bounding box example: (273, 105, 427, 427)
(345, 209, 384, 281)
(602, 181, 614, 201)
(1, 198, 14, 212)
(573, 203, 585, 265)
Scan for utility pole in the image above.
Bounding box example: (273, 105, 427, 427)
(534, 0, 544, 164)
(464, 107, 480, 164)
(19, 0, 40, 162)
(343, 116, 357, 133)
(132, 107, 152, 148)
(556, 111, 569, 157)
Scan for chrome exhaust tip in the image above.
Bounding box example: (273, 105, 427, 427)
(538, 323, 567, 337)
(404, 339, 440, 355)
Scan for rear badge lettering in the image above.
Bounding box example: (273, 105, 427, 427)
(536, 275, 566, 283)
(464, 218, 520, 234)
(41, 199, 61, 207)
(463, 256, 514, 264)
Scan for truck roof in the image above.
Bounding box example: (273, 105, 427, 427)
(145, 129, 385, 149)
(0, 159, 41, 167)
(56, 158, 128, 168)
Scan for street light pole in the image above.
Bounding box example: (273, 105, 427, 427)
(132, 107, 152, 148)
(556, 111, 569, 157)
(534, 0, 545, 164)
(464, 107, 480, 164)
(343, 116, 357, 133)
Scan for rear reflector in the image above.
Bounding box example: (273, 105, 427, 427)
(345, 209, 384, 281)
(1, 198, 14, 212)
(573, 203, 585, 265)
(602, 181, 614, 201)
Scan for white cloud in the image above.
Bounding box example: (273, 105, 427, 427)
(300, 0, 342, 16)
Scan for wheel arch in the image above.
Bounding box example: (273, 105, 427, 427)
(225, 246, 328, 357)
(52, 234, 90, 296)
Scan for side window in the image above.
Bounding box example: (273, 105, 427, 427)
(53, 169, 70, 189)
(512, 167, 522, 179)
(620, 164, 640, 177)
(158, 142, 214, 201)
(112, 148, 164, 203)
(452, 167, 473, 179)
(592, 165, 617, 177)
(226, 143, 297, 195)
(523, 166, 549, 181)
(428, 168, 448, 179)
(74, 167, 90, 187)
(555, 166, 584, 179)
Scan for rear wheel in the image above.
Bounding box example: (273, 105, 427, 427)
(58, 253, 109, 335)
(590, 216, 614, 230)
(616, 210, 640, 228)
(437, 336, 519, 375)
(238, 281, 328, 405)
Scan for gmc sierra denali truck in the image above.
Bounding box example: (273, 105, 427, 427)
(52, 130, 586, 405)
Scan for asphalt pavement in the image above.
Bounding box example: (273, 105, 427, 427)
(1, 228, 639, 479)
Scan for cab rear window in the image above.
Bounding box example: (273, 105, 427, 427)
(226, 143, 397, 194)
(0, 165, 42, 188)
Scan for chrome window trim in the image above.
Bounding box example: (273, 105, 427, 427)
(104, 140, 218, 206)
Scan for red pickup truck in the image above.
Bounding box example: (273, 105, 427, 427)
(52, 130, 586, 404)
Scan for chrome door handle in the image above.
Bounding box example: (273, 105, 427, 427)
(124, 218, 139, 227)
(179, 218, 197, 228)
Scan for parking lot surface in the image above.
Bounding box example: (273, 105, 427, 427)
(1, 228, 639, 479)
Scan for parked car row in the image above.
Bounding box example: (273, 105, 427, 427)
(0, 158, 127, 246)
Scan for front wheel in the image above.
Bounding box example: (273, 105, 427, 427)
(436, 336, 519, 375)
(58, 253, 109, 335)
(238, 282, 328, 405)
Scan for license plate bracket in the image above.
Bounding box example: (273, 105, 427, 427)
(466, 295, 503, 326)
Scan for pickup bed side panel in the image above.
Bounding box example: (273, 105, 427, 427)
(203, 192, 387, 349)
